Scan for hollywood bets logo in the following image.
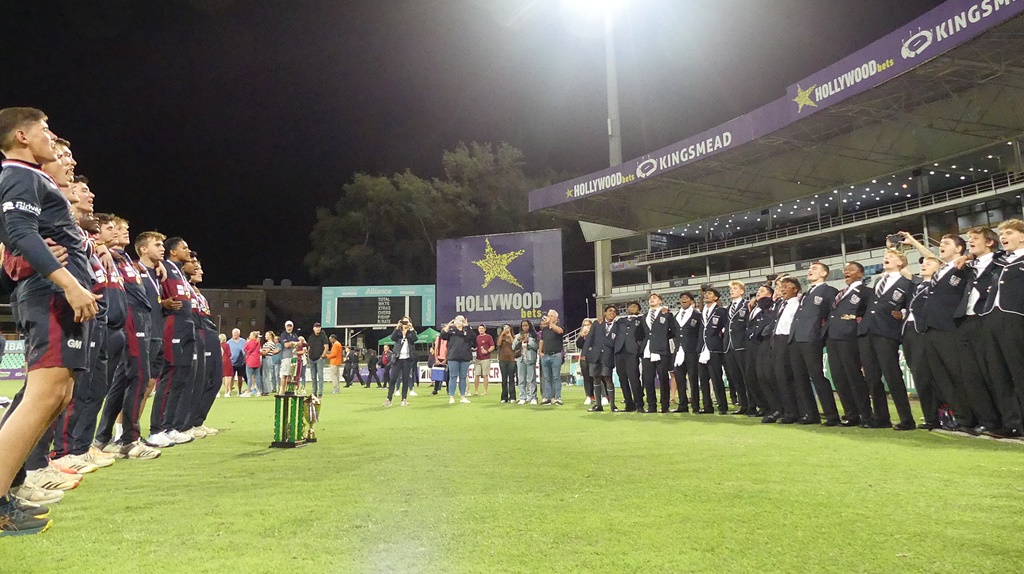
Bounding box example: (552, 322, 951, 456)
(455, 238, 544, 319)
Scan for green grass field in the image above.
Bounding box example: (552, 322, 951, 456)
(2, 380, 1023, 573)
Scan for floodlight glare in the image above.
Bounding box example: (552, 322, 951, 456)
(562, 0, 631, 16)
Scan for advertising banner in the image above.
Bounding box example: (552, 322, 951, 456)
(436, 229, 563, 326)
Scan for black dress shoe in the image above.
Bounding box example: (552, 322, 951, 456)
(745, 411, 760, 418)
(699, 409, 715, 415)
(729, 408, 747, 415)
(840, 418, 860, 427)
(918, 422, 938, 431)
(611, 406, 621, 413)
(587, 406, 604, 412)
(755, 409, 768, 417)
(660, 408, 670, 414)
(777, 417, 797, 424)
(822, 419, 841, 427)
(760, 415, 777, 424)
(796, 415, 819, 425)
(893, 421, 917, 431)
(674, 407, 688, 414)
(858, 422, 875, 429)
(645, 409, 658, 414)
(873, 420, 893, 428)
(623, 406, 636, 413)
(992, 427, 1023, 438)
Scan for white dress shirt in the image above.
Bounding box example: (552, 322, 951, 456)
(966, 252, 995, 316)
(773, 298, 799, 336)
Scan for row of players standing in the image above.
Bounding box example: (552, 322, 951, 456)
(579, 223, 1024, 438)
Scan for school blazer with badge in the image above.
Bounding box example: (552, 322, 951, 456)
(825, 284, 867, 341)
(857, 276, 913, 340)
(920, 266, 967, 332)
(760, 298, 786, 339)
(582, 322, 616, 367)
(672, 309, 702, 354)
(638, 309, 673, 355)
(701, 305, 729, 353)
(745, 304, 771, 342)
(980, 253, 1024, 316)
(954, 256, 1001, 319)
(902, 282, 930, 336)
(724, 299, 749, 351)
(612, 315, 643, 355)
(791, 283, 839, 343)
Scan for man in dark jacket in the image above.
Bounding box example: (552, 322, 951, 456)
(671, 293, 701, 413)
(582, 305, 619, 412)
(697, 288, 729, 414)
(638, 293, 674, 413)
(789, 262, 840, 425)
(723, 281, 749, 414)
(824, 262, 871, 426)
(857, 249, 914, 430)
(613, 302, 643, 411)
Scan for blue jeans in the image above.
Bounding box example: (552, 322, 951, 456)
(517, 359, 537, 401)
(261, 357, 276, 394)
(447, 360, 470, 397)
(540, 354, 563, 400)
(245, 365, 261, 393)
(309, 358, 325, 396)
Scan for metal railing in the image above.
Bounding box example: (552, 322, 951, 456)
(637, 172, 1023, 264)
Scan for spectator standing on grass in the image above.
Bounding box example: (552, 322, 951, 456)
(279, 320, 299, 391)
(379, 345, 392, 389)
(513, 320, 538, 404)
(294, 336, 308, 393)
(385, 316, 418, 406)
(365, 347, 381, 388)
(327, 335, 343, 393)
(220, 334, 234, 397)
(270, 334, 283, 391)
(576, 319, 594, 405)
(537, 310, 565, 405)
(432, 334, 448, 395)
(243, 331, 262, 396)
(346, 346, 365, 387)
(472, 324, 495, 396)
(497, 324, 516, 403)
(227, 328, 247, 395)
(260, 331, 278, 396)
(306, 322, 330, 398)
(441, 315, 475, 404)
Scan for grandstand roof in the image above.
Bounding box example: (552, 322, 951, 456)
(529, 0, 1024, 231)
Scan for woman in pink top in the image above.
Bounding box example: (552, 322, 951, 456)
(243, 331, 263, 397)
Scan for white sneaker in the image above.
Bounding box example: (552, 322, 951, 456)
(449, 397, 455, 404)
(383, 399, 392, 407)
(99, 441, 128, 459)
(199, 425, 219, 435)
(500, 399, 507, 403)
(25, 466, 80, 491)
(185, 427, 208, 439)
(409, 390, 418, 396)
(82, 450, 115, 468)
(12, 482, 64, 505)
(601, 396, 609, 406)
(239, 392, 248, 398)
(145, 432, 175, 448)
(460, 397, 471, 404)
(113, 422, 123, 443)
(125, 441, 161, 460)
(166, 430, 195, 444)
(400, 399, 408, 406)
(517, 399, 525, 405)
(529, 399, 538, 405)
(52, 454, 99, 474)
(584, 396, 592, 405)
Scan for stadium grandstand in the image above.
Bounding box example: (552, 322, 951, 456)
(530, 0, 1024, 309)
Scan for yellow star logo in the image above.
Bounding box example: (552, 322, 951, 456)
(793, 83, 817, 114)
(566, 189, 573, 198)
(473, 238, 525, 289)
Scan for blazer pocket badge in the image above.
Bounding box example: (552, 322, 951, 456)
(711, 317, 719, 325)
(813, 296, 823, 305)
(892, 290, 904, 302)
(949, 275, 961, 287)
(850, 295, 860, 305)
(659, 316, 666, 324)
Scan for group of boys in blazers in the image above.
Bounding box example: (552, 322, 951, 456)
(579, 222, 1024, 440)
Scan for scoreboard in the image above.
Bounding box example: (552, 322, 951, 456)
(321, 285, 435, 328)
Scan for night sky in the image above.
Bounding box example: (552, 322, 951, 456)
(3, 0, 945, 287)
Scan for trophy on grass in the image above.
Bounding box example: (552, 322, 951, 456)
(271, 356, 308, 448)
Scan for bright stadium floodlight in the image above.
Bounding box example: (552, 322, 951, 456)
(561, 0, 631, 17)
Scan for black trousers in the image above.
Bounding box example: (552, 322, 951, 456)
(614, 352, 640, 409)
(499, 360, 517, 401)
(387, 357, 415, 401)
(858, 334, 914, 425)
(581, 359, 594, 397)
(641, 357, 671, 411)
(366, 364, 381, 384)
(981, 311, 1024, 430)
(193, 329, 222, 428)
(903, 328, 938, 425)
(826, 337, 870, 422)
(172, 329, 205, 432)
(956, 317, 1001, 428)
(96, 325, 130, 445)
(742, 340, 766, 412)
(756, 339, 781, 414)
(789, 341, 838, 422)
(697, 353, 728, 413)
(52, 323, 108, 456)
(723, 349, 747, 409)
(672, 351, 698, 411)
(770, 335, 798, 419)
(153, 339, 195, 435)
(919, 328, 972, 426)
